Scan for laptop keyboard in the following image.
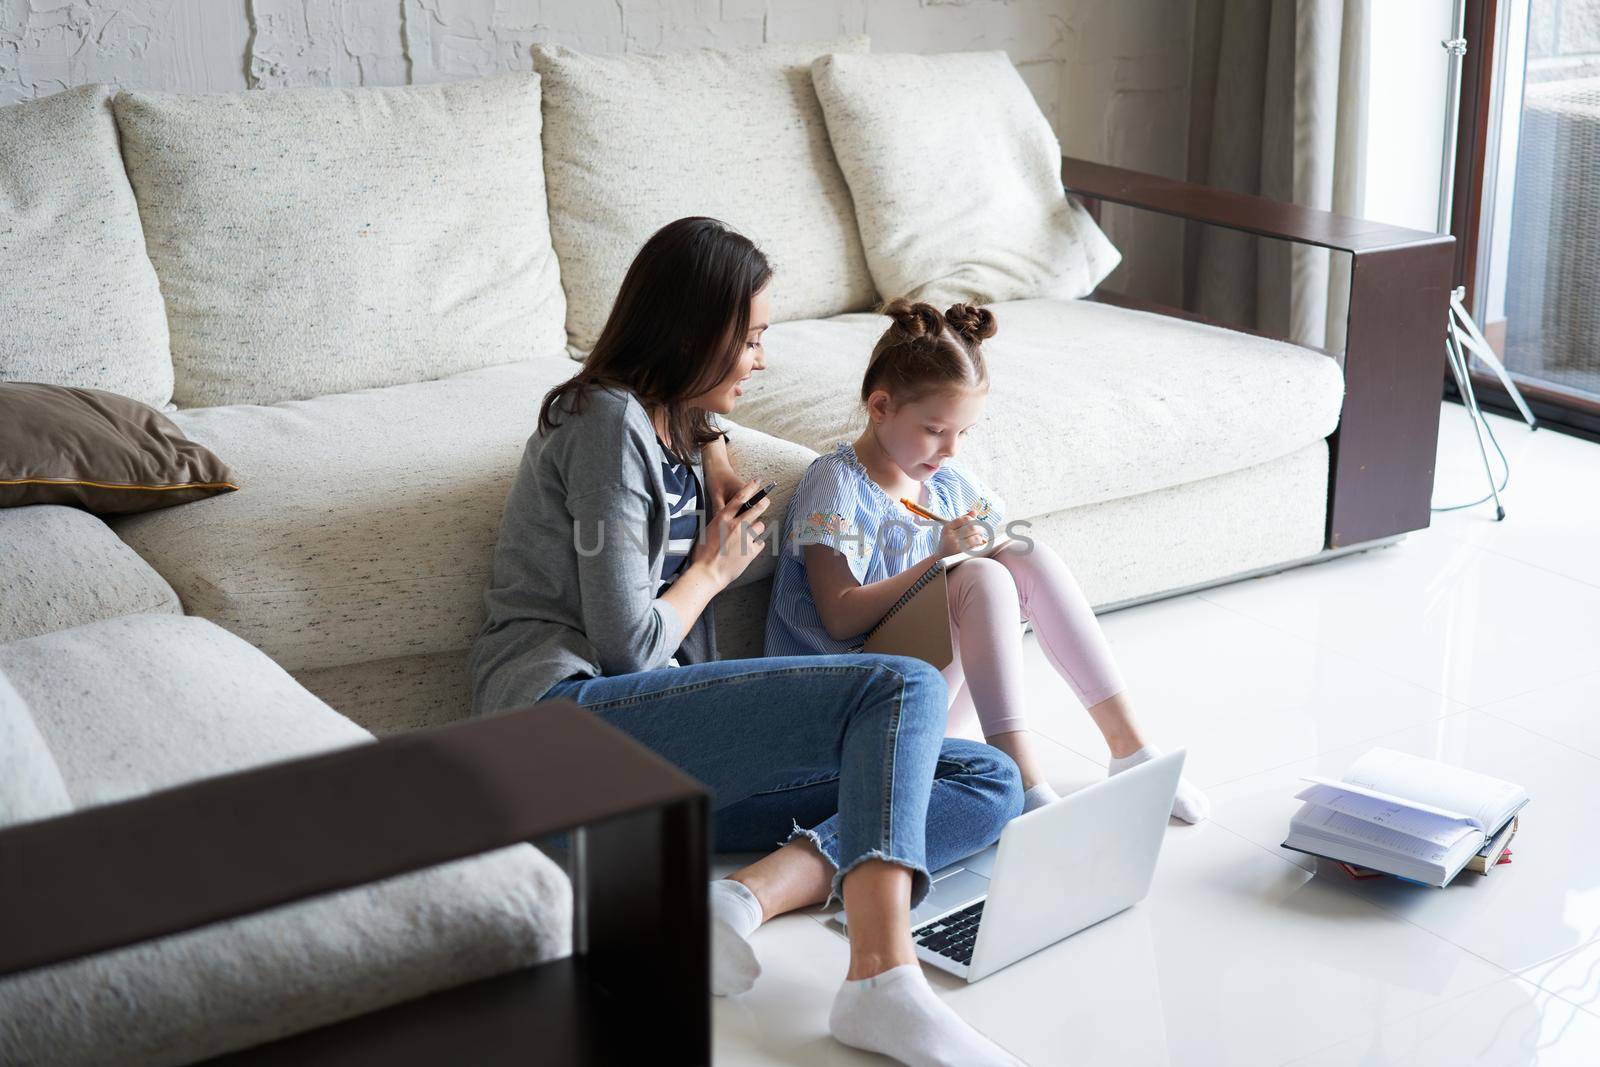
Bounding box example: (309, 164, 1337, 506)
(913, 900, 985, 966)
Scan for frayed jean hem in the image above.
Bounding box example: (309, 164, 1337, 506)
(833, 849, 932, 911)
(787, 819, 931, 911)
(782, 821, 846, 907)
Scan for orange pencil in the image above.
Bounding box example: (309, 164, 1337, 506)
(900, 497, 950, 523)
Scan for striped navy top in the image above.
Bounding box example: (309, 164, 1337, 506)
(657, 443, 701, 594)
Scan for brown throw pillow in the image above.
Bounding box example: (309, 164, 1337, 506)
(0, 382, 238, 514)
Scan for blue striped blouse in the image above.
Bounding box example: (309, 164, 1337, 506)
(763, 443, 1004, 657)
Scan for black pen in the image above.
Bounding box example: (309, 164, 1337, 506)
(736, 481, 778, 515)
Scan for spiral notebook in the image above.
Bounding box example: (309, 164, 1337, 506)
(861, 537, 1012, 671)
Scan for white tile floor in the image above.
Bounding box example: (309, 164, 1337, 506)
(712, 404, 1600, 1066)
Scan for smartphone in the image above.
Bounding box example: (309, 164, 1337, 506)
(736, 481, 779, 516)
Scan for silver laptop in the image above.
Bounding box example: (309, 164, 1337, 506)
(835, 749, 1184, 982)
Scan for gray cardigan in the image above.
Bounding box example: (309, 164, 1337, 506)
(469, 385, 717, 715)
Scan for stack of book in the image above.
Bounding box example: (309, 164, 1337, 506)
(1281, 748, 1529, 888)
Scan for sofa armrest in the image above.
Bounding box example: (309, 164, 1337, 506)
(1062, 156, 1455, 549)
(721, 419, 820, 588)
(722, 418, 819, 507)
(0, 700, 708, 1055)
(1062, 157, 1447, 254)
(0, 504, 181, 644)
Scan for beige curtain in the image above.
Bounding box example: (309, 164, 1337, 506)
(1184, 0, 1370, 355)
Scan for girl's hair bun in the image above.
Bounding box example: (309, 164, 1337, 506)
(882, 297, 946, 340)
(859, 295, 997, 404)
(944, 303, 997, 344)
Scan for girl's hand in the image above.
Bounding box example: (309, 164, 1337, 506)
(693, 478, 770, 588)
(937, 507, 989, 558)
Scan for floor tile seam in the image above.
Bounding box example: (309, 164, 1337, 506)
(1430, 524, 1600, 593)
(1191, 591, 1472, 706)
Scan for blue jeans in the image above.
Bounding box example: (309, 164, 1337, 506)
(544, 653, 1022, 905)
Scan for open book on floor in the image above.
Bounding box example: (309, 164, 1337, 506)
(1339, 816, 1518, 880)
(1280, 748, 1529, 888)
(860, 536, 1013, 671)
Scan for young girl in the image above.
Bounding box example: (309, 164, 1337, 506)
(766, 299, 1208, 823)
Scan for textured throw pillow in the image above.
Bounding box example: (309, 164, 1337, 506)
(112, 74, 566, 407)
(0, 86, 174, 411)
(535, 38, 878, 356)
(811, 50, 1121, 306)
(0, 383, 237, 514)
(0, 671, 74, 828)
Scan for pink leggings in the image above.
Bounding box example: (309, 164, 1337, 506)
(942, 540, 1125, 737)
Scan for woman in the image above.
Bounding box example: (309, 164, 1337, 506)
(470, 217, 1023, 1067)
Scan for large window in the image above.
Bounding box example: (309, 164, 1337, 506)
(1470, 0, 1600, 431)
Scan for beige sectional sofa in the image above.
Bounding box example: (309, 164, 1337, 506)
(3, 39, 1359, 736)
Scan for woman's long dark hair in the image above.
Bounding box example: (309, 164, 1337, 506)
(539, 217, 772, 459)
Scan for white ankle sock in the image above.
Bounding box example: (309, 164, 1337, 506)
(1021, 781, 1062, 812)
(829, 963, 1022, 1066)
(1107, 745, 1210, 824)
(709, 878, 763, 996)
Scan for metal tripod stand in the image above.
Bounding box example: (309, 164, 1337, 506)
(1435, 2, 1538, 521)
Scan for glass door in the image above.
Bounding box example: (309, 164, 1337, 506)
(1473, 0, 1600, 430)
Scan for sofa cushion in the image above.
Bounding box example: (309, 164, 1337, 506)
(0, 86, 173, 410)
(811, 50, 1120, 306)
(112, 74, 566, 407)
(113, 360, 817, 676)
(0, 505, 181, 645)
(733, 298, 1346, 518)
(535, 38, 877, 355)
(0, 614, 373, 801)
(0, 614, 570, 1066)
(0, 383, 238, 513)
(0, 672, 73, 827)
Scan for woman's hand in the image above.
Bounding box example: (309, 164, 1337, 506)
(937, 507, 989, 558)
(692, 478, 770, 588)
(702, 435, 744, 514)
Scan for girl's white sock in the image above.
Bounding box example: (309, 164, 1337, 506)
(1021, 781, 1062, 812)
(1107, 744, 1211, 823)
(829, 963, 1022, 1066)
(709, 878, 763, 996)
